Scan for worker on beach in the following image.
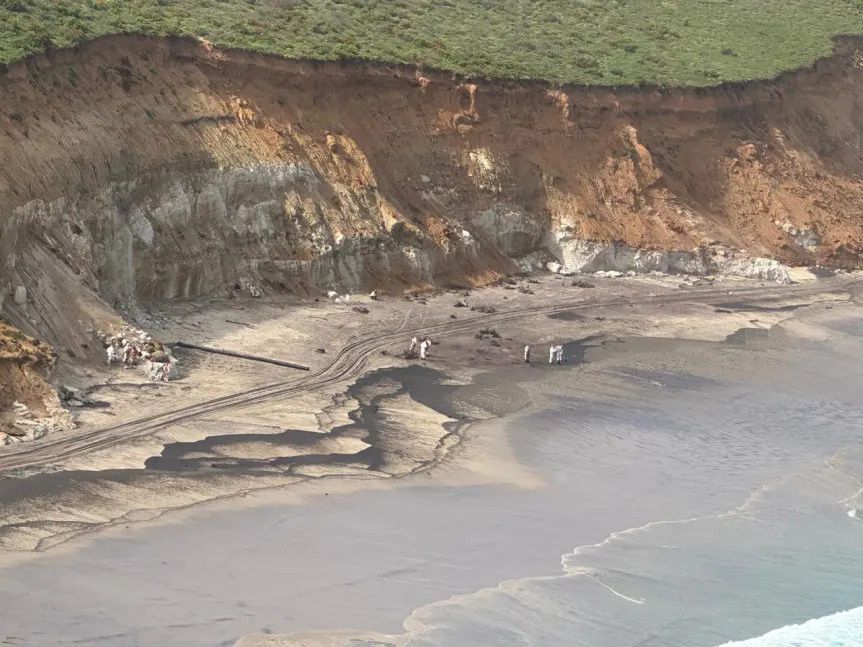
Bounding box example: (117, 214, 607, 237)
(549, 344, 556, 364)
(106, 343, 117, 365)
(409, 336, 418, 357)
(524, 344, 531, 363)
(419, 338, 430, 360)
(555, 345, 564, 365)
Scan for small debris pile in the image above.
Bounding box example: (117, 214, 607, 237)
(95, 325, 180, 382)
(571, 280, 595, 289)
(454, 299, 468, 308)
(3, 401, 73, 446)
(352, 306, 370, 314)
(470, 305, 496, 313)
(517, 285, 534, 295)
(146, 360, 179, 382)
(491, 276, 518, 287)
(402, 291, 429, 305)
(328, 290, 352, 304)
(58, 384, 95, 408)
(475, 327, 501, 340)
(233, 281, 262, 298)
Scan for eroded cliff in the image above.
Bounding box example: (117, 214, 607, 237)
(3, 35, 863, 357)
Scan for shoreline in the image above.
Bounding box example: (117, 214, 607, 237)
(0, 274, 857, 567)
(1, 290, 861, 646)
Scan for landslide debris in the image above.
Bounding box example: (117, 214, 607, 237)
(0, 319, 71, 445)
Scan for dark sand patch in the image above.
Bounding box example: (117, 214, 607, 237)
(547, 310, 587, 322)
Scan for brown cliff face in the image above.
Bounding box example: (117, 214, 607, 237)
(1, 36, 863, 351)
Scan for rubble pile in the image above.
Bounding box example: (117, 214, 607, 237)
(475, 327, 501, 340)
(3, 400, 73, 446)
(58, 384, 94, 408)
(95, 325, 181, 382)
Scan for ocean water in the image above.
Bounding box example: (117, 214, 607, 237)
(392, 313, 863, 647)
(394, 389, 863, 647)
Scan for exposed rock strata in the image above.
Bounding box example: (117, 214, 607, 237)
(2, 35, 863, 351)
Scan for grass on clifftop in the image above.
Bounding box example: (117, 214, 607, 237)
(2, 0, 863, 85)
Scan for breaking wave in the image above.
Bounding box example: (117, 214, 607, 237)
(716, 606, 863, 647)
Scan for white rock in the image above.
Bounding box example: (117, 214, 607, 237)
(776, 220, 820, 251)
(12, 402, 30, 418)
(327, 290, 339, 301)
(547, 261, 563, 274)
(13, 285, 27, 306)
(66, 399, 85, 408)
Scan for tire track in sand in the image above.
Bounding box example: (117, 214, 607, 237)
(0, 280, 849, 472)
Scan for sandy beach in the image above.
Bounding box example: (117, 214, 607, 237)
(1, 272, 862, 647)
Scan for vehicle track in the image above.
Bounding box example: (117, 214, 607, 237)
(0, 280, 850, 472)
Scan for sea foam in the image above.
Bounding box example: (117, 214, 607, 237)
(717, 606, 863, 646)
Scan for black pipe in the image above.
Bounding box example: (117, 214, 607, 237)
(171, 341, 310, 371)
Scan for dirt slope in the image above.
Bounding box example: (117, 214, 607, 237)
(2, 35, 863, 354)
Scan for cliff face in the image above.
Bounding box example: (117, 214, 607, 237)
(2, 36, 863, 349)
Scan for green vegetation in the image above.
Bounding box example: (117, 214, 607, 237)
(1, 0, 863, 85)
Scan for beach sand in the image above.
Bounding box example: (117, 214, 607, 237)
(0, 274, 861, 647)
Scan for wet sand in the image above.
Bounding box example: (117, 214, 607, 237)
(0, 275, 861, 647)
(2, 273, 835, 557)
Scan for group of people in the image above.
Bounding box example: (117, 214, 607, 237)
(106, 340, 140, 366)
(105, 336, 165, 367)
(523, 344, 564, 364)
(408, 336, 433, 360)
(406, 337, 564, 364)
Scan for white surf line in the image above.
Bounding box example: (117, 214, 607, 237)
(824, 451, 863, 515)
(396, 476, 821, 643)
(586, 574, 645, 604)
(399, 430, 863, 641)
(568, 567, 645, 604)
(560, 511, 742, 607)
(564, 510, 736, 563)
(734, 445, 863, 516)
